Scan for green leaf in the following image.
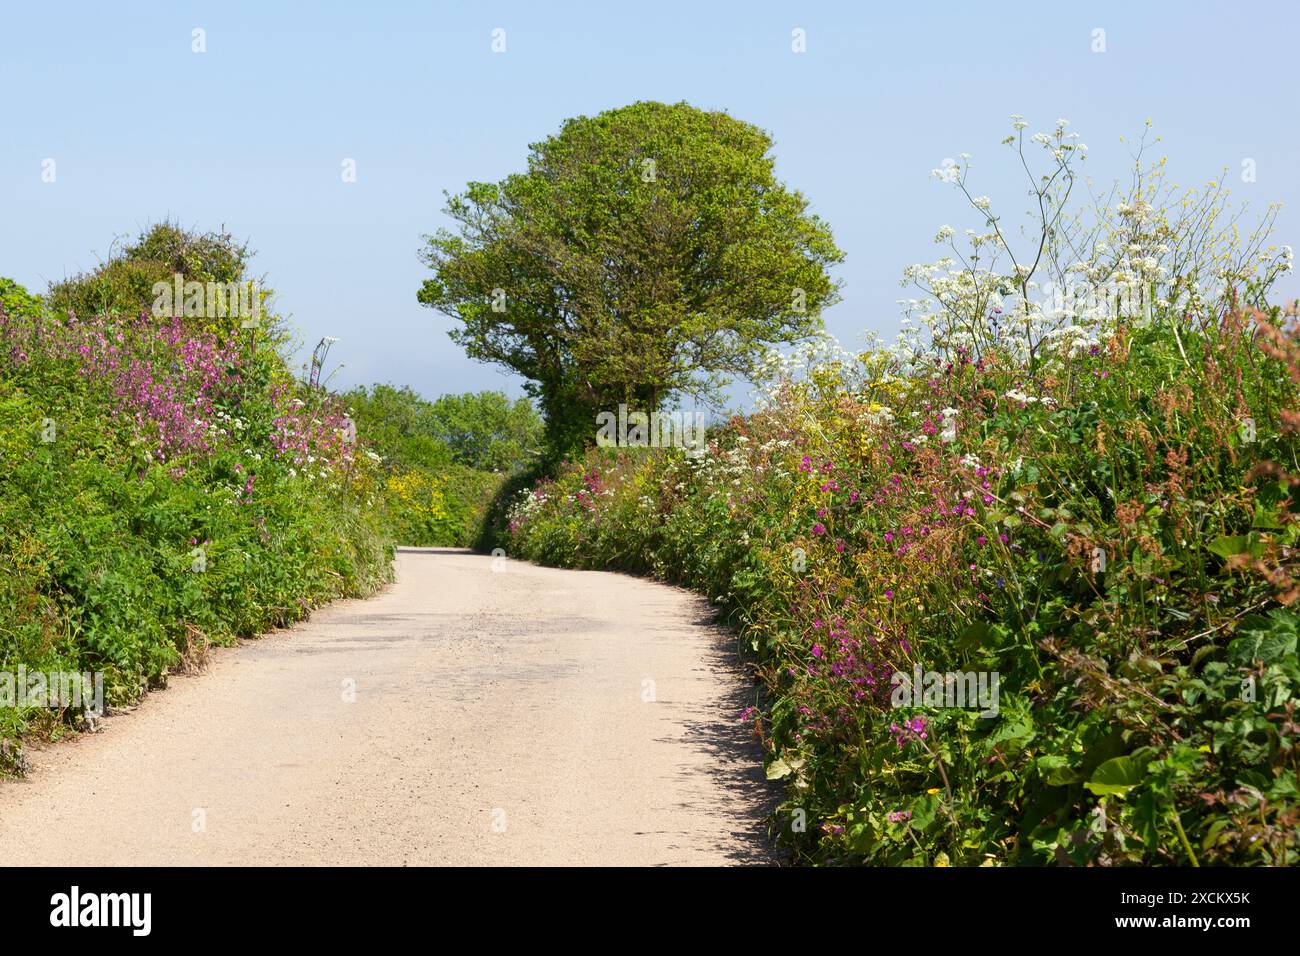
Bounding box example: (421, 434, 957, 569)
(1207, 535, 1249, 558)
(765, 755, 804, 780)
(1085, 756, 1146, 797)
(1252, 503, 1284, 530)
(1037, 754, 1081, 786)
(847, 824, 875, 853)
(1259, 630, 1298, 664)
(1207, 533, 1266, 559)
(1228, 609, 1300, 665)
(988, 712, 1035, 748)
(908, 793, 940, 832)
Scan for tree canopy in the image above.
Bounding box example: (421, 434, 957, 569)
(418, 100, 843, 458)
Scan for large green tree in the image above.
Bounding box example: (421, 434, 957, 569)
(418, 100, 843, 458)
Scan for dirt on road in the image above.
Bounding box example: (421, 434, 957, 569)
(0, 549, 779, 865)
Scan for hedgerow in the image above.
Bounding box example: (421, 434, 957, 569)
(504, 120, 1300, 865)
(0, 271, 390, 767)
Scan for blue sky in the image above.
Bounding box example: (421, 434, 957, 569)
(4, 1, 1298, 404)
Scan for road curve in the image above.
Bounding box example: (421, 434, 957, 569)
(0, 549, 777, 865)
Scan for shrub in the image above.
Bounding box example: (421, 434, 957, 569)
(44, 221, 259, 324)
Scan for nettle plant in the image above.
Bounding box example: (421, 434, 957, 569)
(898, 118, 1292, 372)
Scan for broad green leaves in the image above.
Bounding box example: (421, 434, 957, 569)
(1085, 756, 1146, 797)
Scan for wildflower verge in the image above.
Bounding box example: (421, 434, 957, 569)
(0, 280, 390, 768)
(504, 122, 1300, 865)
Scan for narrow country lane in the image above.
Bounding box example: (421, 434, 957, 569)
(0, 550, 778, 866)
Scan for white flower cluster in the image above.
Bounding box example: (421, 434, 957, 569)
(1004, 389, 1057, 406)
(748, 119, 1289, 422)
(893, 116, 1285, 371)
(507, 486, 550, 526)
(750, 330, 860, 407)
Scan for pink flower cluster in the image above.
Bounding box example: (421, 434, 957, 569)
(890, 717, 929, 748)
(267, 382, 357, 471)
(1, 310, 241, 461)
(1, 307, 358, 479)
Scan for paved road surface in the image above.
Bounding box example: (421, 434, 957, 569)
(0, 549, 777, 865)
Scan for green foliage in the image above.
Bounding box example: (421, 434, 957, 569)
(0, 235, 390, 771)
(419, 100, 844, 460)
(44, 221, 256, 321)
(424, 390, 542, 472)
(343, 385, 533, 546)
(0, 277, 42, 318)
(506, 308, 1300, 866)
(345, 384, 541, 473)
(345, 384, 457, 471)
